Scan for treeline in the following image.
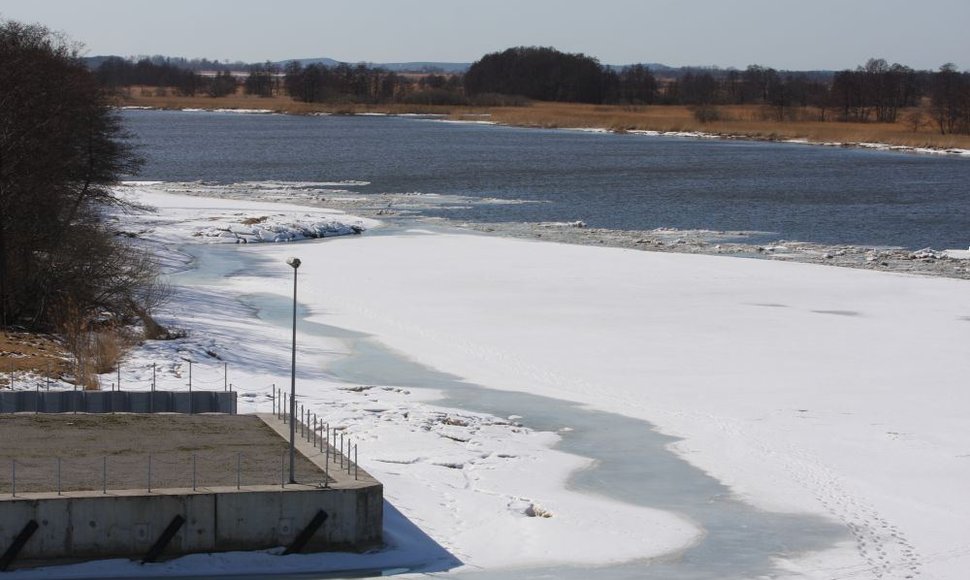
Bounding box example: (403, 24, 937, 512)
(1, 21, 164, 339)
(95, 56, 237, 97)
(94, 47, 970, 134)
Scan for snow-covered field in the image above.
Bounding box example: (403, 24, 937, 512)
(11, 184, 970, 579)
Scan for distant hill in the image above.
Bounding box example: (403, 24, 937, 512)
(279, 58, 470, 74)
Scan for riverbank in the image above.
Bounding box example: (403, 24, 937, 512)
(133, 181, 970, 281)
(115, 91, 970, 154)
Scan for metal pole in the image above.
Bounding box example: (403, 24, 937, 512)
(313, 416, 317, 447)
(117, 363, 121, 391)
(47, 363, 51, 391)
(287, 257, 300, 484)
(192, 453, 197, 491)
(340, 433, 344, 468)
(281, 452, 285, 488)
(57, 458, 61, 496)
(355, 445, 358, 480)
(237, 452, 241, 490)
(152, 363, 156, 392)
(11, 460, 15, 497)
(103, 457, 107, 494)
(188, 360, 192, 391)
(148, 453, 152, 493)
(224, 362, 227, 392)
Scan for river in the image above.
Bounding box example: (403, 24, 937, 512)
(124, 109, 970, 250)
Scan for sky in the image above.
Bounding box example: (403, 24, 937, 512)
(1, 0, 967, 70)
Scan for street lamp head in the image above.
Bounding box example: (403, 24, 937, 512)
(286, 257, 301, 269)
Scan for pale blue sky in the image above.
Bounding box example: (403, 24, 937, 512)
(2, 0, 967, 70)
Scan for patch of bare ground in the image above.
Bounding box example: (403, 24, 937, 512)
(0, 331, 70, 388)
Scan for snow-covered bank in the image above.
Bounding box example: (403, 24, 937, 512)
(113, 183, 378, 245)
(7, 186, 701, 577)
(230, 217, 968, 579)
(16, 183, 969, 578)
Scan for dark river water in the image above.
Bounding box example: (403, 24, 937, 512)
(123, 109, 970, 250)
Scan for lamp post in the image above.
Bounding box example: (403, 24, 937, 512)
(286, 256, 301, 484)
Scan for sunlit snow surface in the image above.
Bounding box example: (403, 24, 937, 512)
(10, 182, 970, 579)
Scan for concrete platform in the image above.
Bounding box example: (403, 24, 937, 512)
(0, 413, 382, 568)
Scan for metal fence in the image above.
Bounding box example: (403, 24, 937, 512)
(0, 390, 237, 414)
(271, 386, 361, 483)
(1, 451, 329, 496)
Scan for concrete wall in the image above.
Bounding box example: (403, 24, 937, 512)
(0, 483, 382, 566)
(0, 391, 237, 414)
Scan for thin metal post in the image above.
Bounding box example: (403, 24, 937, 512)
(117, 363, 121, 391)
(354, 445, 358, 480)
(192, 454, 197, 491)
(287, 257, 300, 484)
(188, 360, 192, 391)
(35, 381, 39, 414)
(56, 458, 61, 496)
(224, 362, 227, 392)
(281, 452, 285, 488)
(340, 433, 344, 468)
(148, 453, 152, 493)
(324, 448, 329, 487)
(11, 460, 15, 497)
(236, 452, 241, 490)
(103, 457, 107, 494)
(313, 416, 317, 447)
(347, 439, 351, 474)
(152, 363, 156, 392)
(47, 363, 51, 391)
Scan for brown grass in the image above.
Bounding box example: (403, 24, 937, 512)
(0, 331, 71, 388)
(115, 89, 970, 150)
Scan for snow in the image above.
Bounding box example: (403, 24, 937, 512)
(11, 183, 970, 579)
(110, 185, 380, 246)
(8, 186, 699, 577)
(218, 216, 970, 579)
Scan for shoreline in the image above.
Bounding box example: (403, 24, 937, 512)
(126, 181, 970, 281)
(117, 104, 970, 159)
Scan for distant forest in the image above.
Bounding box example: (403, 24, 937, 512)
(94, 46, 970, 134)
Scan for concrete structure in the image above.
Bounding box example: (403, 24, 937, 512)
(0, 414, 382, 570)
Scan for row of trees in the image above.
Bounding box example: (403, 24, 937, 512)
(94, 47, 970, 134)
(1, 21, 163, 338)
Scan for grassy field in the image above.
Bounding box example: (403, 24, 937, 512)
(116, 88, 970, 150)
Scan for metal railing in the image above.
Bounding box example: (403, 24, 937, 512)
(2, 450, 334, 497)
(271, 387, 360, 482)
